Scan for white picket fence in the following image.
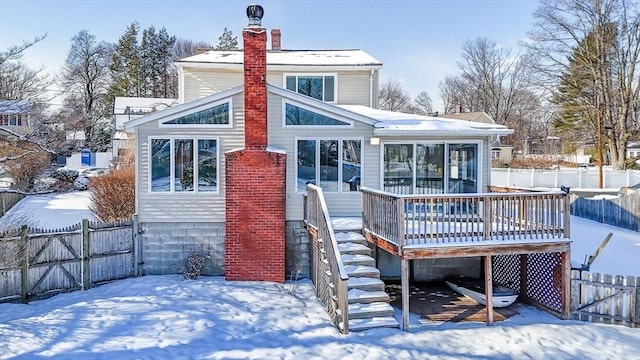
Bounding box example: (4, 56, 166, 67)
(571, 270, 639, 327)
(492, 168, 640, 189)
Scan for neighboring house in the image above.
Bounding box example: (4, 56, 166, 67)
(0, 100, 31, 133)
(627, 141, 640, 159)
(437, 110, 514, 165)
(113, 97, 176, 162)
(126, 10, 512, 282)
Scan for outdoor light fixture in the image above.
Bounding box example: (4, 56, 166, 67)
(370, 137, 380, 145)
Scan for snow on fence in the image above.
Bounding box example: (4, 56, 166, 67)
(0, 218, 136, 303)
(569, 192, 639, 232)
(0, 192, 25, 217)
(571, 270, 639, 327)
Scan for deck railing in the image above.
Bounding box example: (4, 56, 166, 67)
(361, 187, 570, 251)
(305, 185, 350, 333)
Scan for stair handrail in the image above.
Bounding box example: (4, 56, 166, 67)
(305, 184, 350, 333)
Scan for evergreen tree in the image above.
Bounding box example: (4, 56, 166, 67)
(216, 28, 238, 50)
(109, 22, 141, 98)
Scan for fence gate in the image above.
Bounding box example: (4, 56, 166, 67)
(26, 231, 84, 298)
(571, 270, 639, 327)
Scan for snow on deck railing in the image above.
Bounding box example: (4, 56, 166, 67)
(361, 187, 570, 249)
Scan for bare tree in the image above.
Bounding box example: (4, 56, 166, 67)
(440, 38, 533, 124)
(526, 0, 640, 169)
(59, 30, 112, 151)
(378, 79, 419, 113)
(0, 35, 46, 66)
(414, 91, 433, 114)
(173, 38, 213, 60)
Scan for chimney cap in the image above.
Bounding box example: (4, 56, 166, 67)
(246, 4, 264, 27)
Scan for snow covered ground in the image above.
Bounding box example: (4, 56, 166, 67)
(1, 276, 640, 359)
(0, 191, 94, 232)
(0, 191, 639, 359)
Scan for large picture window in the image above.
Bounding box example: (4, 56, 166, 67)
(297, 138, 362, 193)
(383, 142, 479, 194)
(285, 74, 335, 102)
(150, 137, 218, 193)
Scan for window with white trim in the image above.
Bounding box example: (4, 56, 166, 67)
(162, 100, 231, 126)
(296, 138, 362, 192)
(284, 102, 351, 127)
(150, 137, 218, 193)
(383, 142, 479, 195)
(0, 114, 24, 126)
(285, 74, 335, 102)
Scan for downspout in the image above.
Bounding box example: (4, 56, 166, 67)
(369, 68, 374, 108)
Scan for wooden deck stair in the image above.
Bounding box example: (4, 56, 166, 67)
(334, 231, 399, 331)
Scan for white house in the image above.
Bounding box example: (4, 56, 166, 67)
(126, 5, 571, 332)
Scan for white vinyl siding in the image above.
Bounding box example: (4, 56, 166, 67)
(337, 71, 375, 106)
(135, 92, 245, 222)
(267, 93, 379, 219)
(182, 67, 243, 102)
(182, 68, 375, 107)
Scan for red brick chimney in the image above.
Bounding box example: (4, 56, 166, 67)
(271, 29, 281, 51)
(243, 8, 268, 150)
(225, 4, 287, 283)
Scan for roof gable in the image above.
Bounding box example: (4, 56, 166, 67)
(124, 86, 243, 129)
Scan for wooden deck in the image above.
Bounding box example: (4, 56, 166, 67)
(358, 187, 572, 330)
(308, 186, 573, 332)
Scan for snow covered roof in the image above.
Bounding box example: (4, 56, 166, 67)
(0, 100, 30, 114)
(124, 85, 512, 138)
(337, 105, 514, 137)
(437, 111, 494, 124)
(113, 97, 177, 115)
(177, 49, 382, 69)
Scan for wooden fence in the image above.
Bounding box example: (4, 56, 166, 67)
(0, 192, 25, 217)
(0, 218, 136, 303)
(571, 270, 639, 327)
(569, 191, 639, 232)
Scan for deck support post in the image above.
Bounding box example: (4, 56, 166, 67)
(561, 250, 571, 319)
(401, 258, 410, 331)
(519, 254, 528, 299)
(484, 255, 494, 325)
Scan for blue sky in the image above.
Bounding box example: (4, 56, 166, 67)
(0, 0, 540, 111)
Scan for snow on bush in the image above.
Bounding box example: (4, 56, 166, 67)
(73, 176, 90, 190)
(32, 177, 57, 192)
(52, 168, 79, 183)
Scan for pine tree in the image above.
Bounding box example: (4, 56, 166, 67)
(109, 23, 141, 98)
(215, 28, 238, 50)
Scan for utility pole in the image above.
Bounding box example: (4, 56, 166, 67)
(596, 90, 604, 189)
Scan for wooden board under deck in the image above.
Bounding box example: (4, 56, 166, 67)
(401, 241, 571, 260)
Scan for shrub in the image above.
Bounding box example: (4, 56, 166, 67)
(52, 168, 79, 183)
(179, 245, 212, 280)
(0, 143, 50, 190)
(89, 167, 135, 222)
(73, 176, 90, 190)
